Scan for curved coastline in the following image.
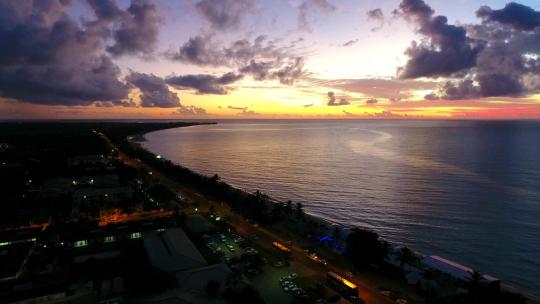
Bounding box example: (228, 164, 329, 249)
(132, 124, 540, 302)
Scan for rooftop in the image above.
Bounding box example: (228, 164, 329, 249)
(144, 228, 207, 274)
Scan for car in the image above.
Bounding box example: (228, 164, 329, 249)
(273, 261, 285, 267)
(246, 248, 258, 255)
(246, 269, 260, 275)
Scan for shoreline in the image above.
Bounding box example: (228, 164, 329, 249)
(130, 124, 539, 302)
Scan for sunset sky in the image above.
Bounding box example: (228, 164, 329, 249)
(1, 0, 540, 119)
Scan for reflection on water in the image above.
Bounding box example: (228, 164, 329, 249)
(143, 120, 540, 293)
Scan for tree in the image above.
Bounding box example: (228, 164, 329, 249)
(396, 246, 417, 268)
(271, 202, 284, 220)
(285, 200, 293, 215)
(346, 228, 387, 268)
(332, 226, 341, 240)
(206, 280, 220, 298)
(295, 202, 304, 219)
(467, 270, 483, 303)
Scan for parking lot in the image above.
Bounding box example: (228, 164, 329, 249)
(198, 224, 348, 304)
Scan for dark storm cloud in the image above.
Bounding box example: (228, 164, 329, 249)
(87, 0, 122, 19)
(297, 0, 337, 31)
(166, 72, 243, 95)
(126, 73, 180, 108)
(365, 98, 378, 105)
(0, 0, 162, 106)
(169, 35, 306, 85)
(194, 0, 255, 31)
(105, 0, 160, 57)
(477, 2, 540, 31)
(429, 74, 526, 100)
(396, 0, 484, 79)
(95, 99, 137, 107)
(394, 0, 540, 99)
(327, 91, 350, 106)
(0, 0, 132, 105)
(86, 0, 160, 57)
(169, 35, 223, 66)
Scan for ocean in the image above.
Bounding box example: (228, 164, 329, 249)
(142, 120, 540, 293)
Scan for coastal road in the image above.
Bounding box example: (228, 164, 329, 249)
(105, 135, 402, 304)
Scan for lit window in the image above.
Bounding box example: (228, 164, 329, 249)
(74, 240, 88, 247)
(104, 236, 115, 243)
(130, 232, 142, 239)
(0, 241, 11, 246)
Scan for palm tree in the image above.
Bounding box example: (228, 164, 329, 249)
(295, 202, 304, 219)
(468, 269, 483, 303)
(396, 246, 416, 268)
(285, 200, 293, 215)
(332, 226, 341, 240)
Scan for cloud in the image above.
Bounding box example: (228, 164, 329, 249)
(396, 0, 484, 79)
(428, 74, 525, 100)
(477, 2, 540, 31)
(0, 0, 162, 106)
(367, 8, 385, 31)
(422, 2, 540, 99)
(194, 0, 255, 31)
(307, 77, 439, 100)
(167, 72, 243, 94)
(367, 8, 384, 21)
(342, 39, 359, 47)
(367, 110, 404, 118)
(297, 0, 337, 31)
(365, 98, 378, 105)
(176, 105, 207, 115)
(228, 105, 257, 115)
(95, 99, 137, 108)
(126, 73, 180, 108)
(342, 109, 354, 116)
(303, 103, 314, 107)
(327, 91, 350, 106)
(103, 0, 161, 57)
(86, 0, 161, 57)
(170, 35, 306, 85)
(270, 57, 305, 85)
